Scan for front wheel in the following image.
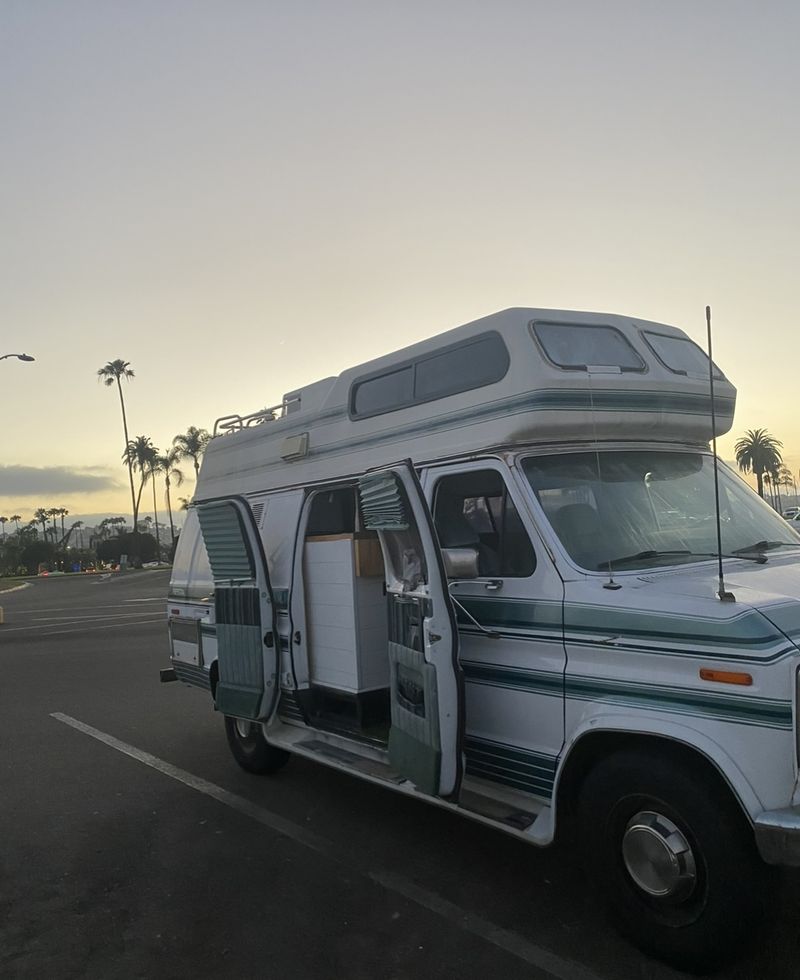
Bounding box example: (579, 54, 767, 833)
(224, 716, 291, 774)
(578, 749, 773, 972)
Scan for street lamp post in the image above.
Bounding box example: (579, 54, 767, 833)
(0, 353, 35, 363)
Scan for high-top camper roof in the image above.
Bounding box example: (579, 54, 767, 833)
(198, 308, 736, 499)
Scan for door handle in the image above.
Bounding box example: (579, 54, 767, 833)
(263, 631, 274, 648)
(484, 579, 503, 592)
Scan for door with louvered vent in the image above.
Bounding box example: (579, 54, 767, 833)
(358, 463, 463, 799)
(196, 498, 279, 722)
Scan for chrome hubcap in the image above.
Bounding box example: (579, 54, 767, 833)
(622, 810, 697, 899)
(235, 719, 255, 739)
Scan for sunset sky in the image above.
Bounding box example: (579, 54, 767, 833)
(2, 1, 798, 525)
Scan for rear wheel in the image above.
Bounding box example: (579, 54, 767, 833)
(224, 716, 291, 774)
(578, 749, 772, 972)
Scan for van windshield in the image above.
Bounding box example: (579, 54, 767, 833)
(522, 451, 800, 572)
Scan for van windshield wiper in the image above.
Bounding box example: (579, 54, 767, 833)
(597, 550, 691, 570)
(733, 540, 800, 555)
(597, 549, 769, 570)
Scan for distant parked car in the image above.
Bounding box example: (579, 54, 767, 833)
(784, 507, 800, 520)
(785, 512, 800, 528)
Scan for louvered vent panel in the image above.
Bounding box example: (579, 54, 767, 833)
(197, 502, 254, 581)
(358, 472, 409, 530)
(250, 501, 265, 528)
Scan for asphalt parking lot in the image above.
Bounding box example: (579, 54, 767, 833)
(2, 570, 800, 980)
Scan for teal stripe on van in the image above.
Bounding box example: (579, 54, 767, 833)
(306, 388, 733, 465)
(456, 596, 796, 664)
(461, 660, 791, 730)
(757, 601, 800, 644)
(222, 387, 732, 476)
(461, 660, 563, 698)
(464, 735, 557, 800)
(566, 676, 793, 730)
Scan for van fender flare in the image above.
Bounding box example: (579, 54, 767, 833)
(548, 713, 765, 839)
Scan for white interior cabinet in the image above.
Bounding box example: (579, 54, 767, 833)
(304, 535, 388, 693)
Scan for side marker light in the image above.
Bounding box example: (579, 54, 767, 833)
(699, 668, 753, 686)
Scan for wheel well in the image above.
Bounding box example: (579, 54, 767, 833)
(555, 731, 750, 841)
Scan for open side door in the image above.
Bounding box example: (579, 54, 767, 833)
(196, 498, 279, 722)
(358, 463, 464, 799)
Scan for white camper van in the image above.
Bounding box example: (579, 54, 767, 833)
(165, 308, 800, 970)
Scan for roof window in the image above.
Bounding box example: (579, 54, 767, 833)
(532, 321, 646, 373)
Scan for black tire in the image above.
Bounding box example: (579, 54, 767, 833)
(578, 748, 773, 973)
(224, 716, 291, 774)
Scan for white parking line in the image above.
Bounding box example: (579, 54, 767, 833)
(2, 618, 165, 637)
(50, 711, 604, 980)
(30, 612, 163, 624)
(3, 603, 163, 614)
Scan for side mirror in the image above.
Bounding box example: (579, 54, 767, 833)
(442, 547, 479, 580)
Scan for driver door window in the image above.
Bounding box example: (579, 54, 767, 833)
(432, 469, 535, 578)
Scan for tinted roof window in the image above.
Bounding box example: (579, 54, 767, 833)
(352, 366, 413, 416)
(414, 334, 509, 401)
(351, 332, 509, 418)
(533, 322, 645, 372)
(643, 332, 724, 379)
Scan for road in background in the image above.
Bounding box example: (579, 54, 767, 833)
(2, 571, 799, 979)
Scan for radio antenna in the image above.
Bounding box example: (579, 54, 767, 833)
(706, 305, 735, 602)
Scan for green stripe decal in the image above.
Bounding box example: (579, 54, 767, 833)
(456, 596, 797, 664)
(213, 386, 733, 475)
(461, 660, 563, 698)
(465, 735, 556, 800)
(566, 676, 792, 729)
(462, 660, 791, 730)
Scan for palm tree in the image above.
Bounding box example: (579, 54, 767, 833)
(0, 516, 6, 540)
(768, 467, 782, 512)
(123, 436, 158, 546)
(156, 447, 184, 548)
(98, 359, 138, 539)
(58, 507, 69, 538)
(763, 471, 774, 509)
(10, 514, 21, 534)
(64, 520, 84, 548)
(172, 426, 211, 479)
(777, 466, 794, 513)
(142, 445, 163, 558)
(178, 496, 191, 511)
(34, 507, 49, 539)
(734, 428, 783, 499)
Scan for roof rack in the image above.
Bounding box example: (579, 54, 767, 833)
(213, 395, 301, 437)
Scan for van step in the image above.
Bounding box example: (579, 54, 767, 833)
(297, 738, 405, 783)
(458, 788, 536, 830)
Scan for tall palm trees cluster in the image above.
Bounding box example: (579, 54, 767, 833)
(98, 359, 211, 558)
(734, 428, 797, 511)
(0, 509, 83, 546)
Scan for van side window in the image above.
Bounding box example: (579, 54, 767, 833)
(433, 470, 536, 577)
(350, 332, 510, 419)
(306, 487, 356, 536)
(170, 509, 213, 599)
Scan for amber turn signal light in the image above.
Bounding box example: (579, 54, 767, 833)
(699, 668, 753, 686)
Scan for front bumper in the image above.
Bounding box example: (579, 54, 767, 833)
(754, 806, 800, 866)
